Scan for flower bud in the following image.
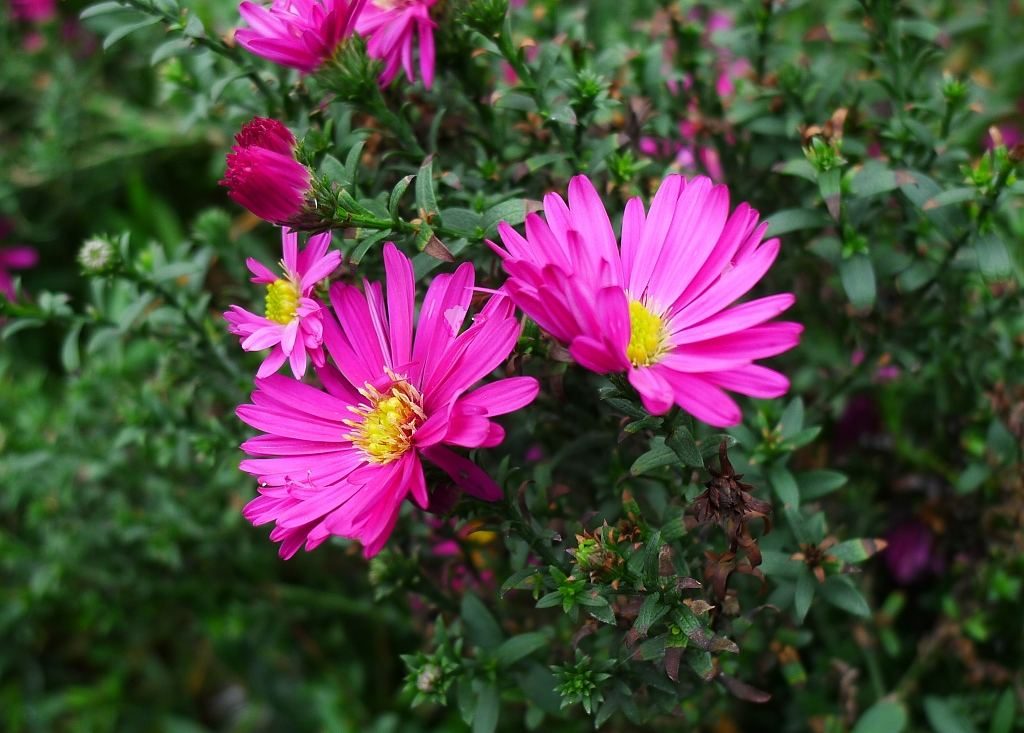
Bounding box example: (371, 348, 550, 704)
(77, 236, 117, 275)
(219, 118, 314, 226)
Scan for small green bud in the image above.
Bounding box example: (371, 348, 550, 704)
(78, 236, 117, 275)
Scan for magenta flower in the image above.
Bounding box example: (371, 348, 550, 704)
(11, 0, 55, 22)
(224, 229, 339, 378)
(492, 175, 801, 427)
(237, 244, 539, 558)
(236, 0, 367, 73)
(220, 117, 313, 225)
(885, 519, 938, 585)
(356, 0, 438, 89)
(0, 246, 38, 301)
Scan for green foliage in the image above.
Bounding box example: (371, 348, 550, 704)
(1, 0, 1022, 731)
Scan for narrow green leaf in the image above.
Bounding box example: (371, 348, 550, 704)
(830, 538, 887, 563)
(500, 568, 538, 598)
(975, 233, 1013, 279)
(387, 175, 414, 218)
(821, 576, 871, 617)
(989, 689, 1016, 733)
(852, 699, 908, 733)
(415, 156, 439, 219)
(851, 162, 898, 198)
(461, 593, 504, 650)
(779, 397, 805, 438)
(839, 254, 876, 310)
(483, 199, 528, 233)
(61, 322, 83, 372)
(819, 168, 842, 220)
(80, 1, 128, 19)
(472, 684, 500, 733)
(666, 426, 703, 468)
(798, 470, 848, 500)
(102, 17, 160, 50)
(630, 438, 678, 476)
(764, 208, 830, 237)
(769, 464, 800, 507)
(496, 632, 549, 667)
(924, 696, 978, 733)
(794, 569, 815, 623)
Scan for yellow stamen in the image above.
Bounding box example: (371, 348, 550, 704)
(626, 299, 668, 367)
(344, 371, 426, 464)
(264, 278, 300, 324)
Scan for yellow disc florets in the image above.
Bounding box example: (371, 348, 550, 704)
(626, 299, 669, 367)
(344, 372, 426, 464)
(264, 278, 300, 324)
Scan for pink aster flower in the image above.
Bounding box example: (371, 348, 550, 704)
(220, 117, 313, 225)
(236, 0, 366, 73)
(356, 0, 438, 89)
(237, 243, 539, 558)
(11, 0, 55, 22)
(224, 229, 339, 378)
(0, 246, 38, 301)
(492, 175, 801, 427)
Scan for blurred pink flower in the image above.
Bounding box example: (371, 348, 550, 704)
(220, 117, 313, 225)
(0, 246, 38, 301)
(236, 244, 539, 558)
(885, 519, 938, 585)
(492, 175, 800, 426)
(236, 0, 366, 73)
(356, 0, 437, 88)
(224, 229, 339, 379)
(10, 0, 55, 22)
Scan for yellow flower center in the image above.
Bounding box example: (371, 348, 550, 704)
(344, 373, 426, 464)
(626, 299, 668, 367)
(264, 278, 300, 325)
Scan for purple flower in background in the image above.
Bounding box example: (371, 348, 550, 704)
(10, 0, 55, 22)
(884, 519, 937, 585)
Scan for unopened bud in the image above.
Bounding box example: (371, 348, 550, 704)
(416, 664, 442, 693)
(78, 237, 116, 275)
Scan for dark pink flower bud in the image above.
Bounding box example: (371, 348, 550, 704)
(219, 118, 312, 225)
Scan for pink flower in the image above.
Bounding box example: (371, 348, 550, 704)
(491, 175, 801, 427)
(220, 117, 313, 225)
(356, 0, 438, 89)
(11, 0, 55, 22)
(236, 0, 366, 73)
(237, 244, 539, 558)
(0, 246, 38, 301)
(224, 229, 339, 378)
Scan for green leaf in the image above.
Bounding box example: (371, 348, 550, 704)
(500, 568, 539, 598)
(922, 187, 977, 210)
(924, 697, 978, 733)
(773, 158, 818, 182)
(483, 199, 528, 234)
(955, 462, 990, 494)
(975, 233, 1013, 279)
(839, 254, 876, 310)
(472, 684, 500, 733)
(821, 576, 871, 617)
(80, 1, 129, 19)
(759, 550, 801, 577)
(415, 156, 439, 219)
(798, 470, 848, 500)
(349, 230, 391, 265)
(585, 597, 616, 625)
(666, 426, 704, 468)
(61, 322, 83, 372)
(851, 162, 898, 198)
(852, 699, 908, 733)
(794, 570, 815, 623)
(779, 397, 805, 438)
(150, 38, 192, 65)
(630, 438, 678, 476)
(387, 175, 414, 218)
(830, 538, 887, 563)
(819, 168, 842, 220)
(769, 464, 800, 507)
(1, 318, 44, 339)
(764, 208, 830, 237)
(461, 593, 504, 650)
(632, 593, 667, 637)
(535, 592, 562, 609)
(102, 17, 160, 50)
(496, 632, 549, 667)
(989, 689, 1016, 733)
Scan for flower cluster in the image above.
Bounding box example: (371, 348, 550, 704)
(222, 2, 798, 559)
(236, 0, 437, 86)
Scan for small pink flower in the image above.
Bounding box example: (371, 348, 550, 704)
(237, 244, 539, 558)
(10, 0, 55, 22)
(236, 0, 366, 73)
(224, 229, 340, 378)
(0, 246, 38, 301)
(220, 117, 313, 225)
(492, 175, 801, 427)
(356, 0, 438, 88)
